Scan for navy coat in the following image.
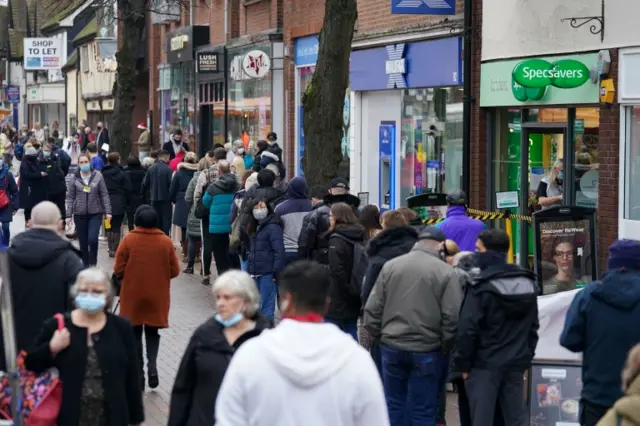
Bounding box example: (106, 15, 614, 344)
(19, 155, 47, 210)
(169, 163, 197, 228)
(244, 214, 285, 277)
(0, 166, 19, 222)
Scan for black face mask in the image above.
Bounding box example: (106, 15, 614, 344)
(475, 251, 507, 270)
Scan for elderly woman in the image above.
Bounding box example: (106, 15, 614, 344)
(183, 157, 208, 274)
(114, 205, 180, 390)
(26, 268, 144, 426)
(170, 151, 198, 262)
(168, 270, 271, 426)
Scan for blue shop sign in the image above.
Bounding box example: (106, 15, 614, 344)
(294, 35, 319, 66)
(391, 0, 456, 15)
(4, 85, 20, 104)
(350, 37, 462, 92)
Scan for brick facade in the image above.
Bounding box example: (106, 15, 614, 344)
(469, 0, 485, 210)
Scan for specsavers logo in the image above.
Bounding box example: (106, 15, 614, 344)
(511, 58, 591, 102)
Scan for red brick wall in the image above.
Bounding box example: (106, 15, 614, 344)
(469, 0, 485, 209)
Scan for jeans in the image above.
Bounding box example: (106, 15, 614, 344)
(211, 232, 231, 276)
(380, 344, 442, 426)
(75, 214, 103, 266)
(152, 201, 172, 236)
(240, 259, 248, 272)
(465, 369, 527, 426)
(285, 251, 297, 267)
(325, 318, 358, 340)
(436, 355, 450, 423)
(0, 222, 10, 246)
(254, 274, 276, 320)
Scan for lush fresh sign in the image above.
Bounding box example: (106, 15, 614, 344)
(480, 53, 599, 107)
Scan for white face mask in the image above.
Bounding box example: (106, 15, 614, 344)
(253, 208, 268, 221)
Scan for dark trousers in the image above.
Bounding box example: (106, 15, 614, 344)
(465, 369, 527, 426)
(187, 235, 201, 268)
(48, 192, 66, 220)
(127, 211, 135, 231)
(0, 222, 10, 246)
(211, 232, 231, 276)
(452, 378, 472, 426)
(132, 325, 160, 375)
(152, 201, 172, 236)
(24, 207, 32, 225)
(75, 214, 102, 266)
(580, 399, 610, 426)
(108, 214, 125, 232)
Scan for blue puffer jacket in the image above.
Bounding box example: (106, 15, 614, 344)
(435, 205, 486, 251)
(246, 214, 285, 277)
(202, 173, 238, 234)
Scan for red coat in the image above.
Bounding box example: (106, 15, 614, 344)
(169, 152, 185, 172)
(114, 227, 180, 328)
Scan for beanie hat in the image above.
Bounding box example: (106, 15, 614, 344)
(608, 240, 640, 271)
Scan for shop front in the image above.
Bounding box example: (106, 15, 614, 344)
(350, 37, 463, 210)
(480, 52, 604, 269)
(195, 47, 226, 156)
(294, 35, 318, 176)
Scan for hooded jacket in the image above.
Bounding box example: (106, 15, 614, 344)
(19, 154, 47, 209)
(245, 214, 286, 277)
(452, 260, 539, 373)
(435, 205, 487, 252)
(214, 320, 389, 426)
(0, 229, 83, 371)
(169, 162, 197, 229)
(597, 375, 640, 426)
(185, 171, 203, 238)
(274, 177, 312, 253)
(561, 270, 640, 407)
(203, 173, 239, 234)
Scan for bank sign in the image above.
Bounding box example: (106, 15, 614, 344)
(480, 53, 600, 107)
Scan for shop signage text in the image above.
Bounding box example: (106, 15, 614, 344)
(4, 86, 20, 104)
(391, 0, 456, 15)
(197, 52, 219, 73)
(294, 35, 319, 66)
(511, 58, 590, 102)
(24, 38, 64, 70)
(385, 44, 407, 89)
(171, 35, 189, 51)
(242, 50, 271, 79)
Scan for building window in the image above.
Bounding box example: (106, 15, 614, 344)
(80, 46, 89, 73)
(624, 106, 640, 221)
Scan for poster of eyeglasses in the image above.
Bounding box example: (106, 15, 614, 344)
(533, 206, 598, 295)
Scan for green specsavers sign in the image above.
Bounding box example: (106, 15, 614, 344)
(480, 53, 600, 107)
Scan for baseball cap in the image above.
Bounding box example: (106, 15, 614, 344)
(418, 227, 447, 243)
(446, 189, 466, 206)
(330, 177, 350, 190)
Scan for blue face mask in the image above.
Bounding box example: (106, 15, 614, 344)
(43, 151, 51, 158)
(215, 312, 243, 328)
(75, 293, 106, 313)
(557, 171, 565, 181)
(80, 164, 91, 172)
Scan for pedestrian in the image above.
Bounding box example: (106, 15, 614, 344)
(66, 153, 112, 266)
(40, 143, 67, 226)
(274, 176, 312, 266)
(25, 267, 145, 426)
(63, 131, 82, 173)
(163, 128, 189, 161)
(114, 205, 180, 390)
(19, 144, 48, 225)
(33, 122, 45, 143)
(452, 229, 538, 426)
(537, 159, 564, 210)
(297, 178, 360, 264)
(1, 133, 13, 166)
(560, 239, 640, 426)
(50, 139, 71, 175)
(597, 344, 640, 426)
(193, 146, 226, 211)
(230, 171, 259, 272)
(0, 155, 19, 245)
(137, 122, 150, 160)
(364, 227, 462, 426)
(435, 189, 486, 251)
(102, 152, 132, 257)
(125, 156, 147, 231)
(266, 131, 282, 162)
(0, 201, 83, 371)
(242, 196, 285, 320)
(214, 261, 389, 426)
(230, 140, 246, 178)
(96, 121, 109, 147)
(252, 140, 269, 172)
(325, 202, 365, 340)
(168, 270, 271, 426)
(170, 152, 198, 262)
(240, 168, 285, 215)
(359, 204, 382, 241)
(259, 151, 287, 191)
(242, 141, 254, 171)
(85, 126, 96, 143)
(202, 160, 239, 283)
(142, 150, 173, 235)
(183, 158, 208, 274)
(86, 142, 104, 171)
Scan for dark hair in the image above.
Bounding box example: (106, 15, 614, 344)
(127, 156, 141, 168)
(213, 143, 225, 150)
(257, 140, 268, 152)
(279, 261, 330, 313)
(359, 205, 382, 240)
(206, 149, 216, 158)
(267, 132, 277, 141)
(150, 150, 159, 159)
(331, 202, 359, 229)
(107, 152, 120, 165)
(382, 210, 408, 229)
(158, 150, 170, 158)
(86, 142, 98, 154)
(241, 170, 254, 188)
(310, 185, 328, 200)
(173, 129, 183, 136)
(213, 147, 227, 161)
(257, 169, 276, 188)
(477, 229, 510, 253)
(134, 205, 158, 228)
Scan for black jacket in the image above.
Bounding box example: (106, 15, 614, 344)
(268, 142, 283, 162)
(361, 226, 419, 306)
(39, 155, 66, 196)
(327, 224, 365, 321)
(142, 160, 173, 202)
(297, 193, 361, 265)
(126, 166, 147, 212)
(162, 139, 190, 160)
(102, 164, 132, 216)
(169, 163, 197, 229)
(452, 261, 539, 373)
(18, 155, 47, 209)
(26, 314, 145, 426)
(168, 314, 271, 426)
(52, 146, 71, 175)
(253, 149, 266, 172)
(0, 229, 83, 371)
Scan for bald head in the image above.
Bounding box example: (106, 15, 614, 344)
(218, 160, 231, 174)
(31, 201, 62, 232)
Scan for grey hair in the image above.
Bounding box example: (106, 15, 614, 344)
(212, 270, 260, 318)
(451, 251, 475, 268)
(69, 267, 114, 305)
(142, 157, 155, 168)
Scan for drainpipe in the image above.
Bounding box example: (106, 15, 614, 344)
(462, 0, 472, 199)
(189, 0, 193, 25)
(224, 0, 228, 43)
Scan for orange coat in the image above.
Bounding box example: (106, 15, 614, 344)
(114, 227, 180, 328)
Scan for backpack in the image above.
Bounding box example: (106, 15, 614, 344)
(331, 234, 369, 299)
(14, 143, 23, 161)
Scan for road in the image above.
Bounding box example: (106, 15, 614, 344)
(9, 212, 461, 426)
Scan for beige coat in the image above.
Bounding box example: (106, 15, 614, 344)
(598, 376, 640, 426)
(138, 130, 150, 152)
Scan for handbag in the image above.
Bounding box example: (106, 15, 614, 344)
(0, 176, 10, 210)
(111, 272, 122, 297)
(0, 314, 64, 426)
(195, 184, 210, 219)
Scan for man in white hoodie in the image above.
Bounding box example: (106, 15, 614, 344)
(215, 260, 389, 426)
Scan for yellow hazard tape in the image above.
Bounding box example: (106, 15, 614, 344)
(421, 208, 532, 225)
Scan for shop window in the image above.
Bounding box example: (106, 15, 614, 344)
(624, 106, 640, 221)
(399, 87, 463, 206)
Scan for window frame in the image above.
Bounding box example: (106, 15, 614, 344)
(80, 46, 89, 73)
(619, 105, 640, 238)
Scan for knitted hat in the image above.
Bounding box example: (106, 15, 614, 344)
(608, 240, 640, 271)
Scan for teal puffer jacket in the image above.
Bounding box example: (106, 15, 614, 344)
(202, 173, 238, 234)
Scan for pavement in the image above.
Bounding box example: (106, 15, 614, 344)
(9, 211, 461, 426)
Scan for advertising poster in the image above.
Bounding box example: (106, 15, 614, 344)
(379, 122, 396, 210)
(529, 363, 582, 426)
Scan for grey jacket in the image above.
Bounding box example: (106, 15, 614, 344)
(363, 244, 463, 353)
(66, 171, 112, 216)
(185, 171, 202, 238)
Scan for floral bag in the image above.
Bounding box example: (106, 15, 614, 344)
(0, 313, 64, 426)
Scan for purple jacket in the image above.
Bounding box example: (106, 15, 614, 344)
(435, 205, 486, 252)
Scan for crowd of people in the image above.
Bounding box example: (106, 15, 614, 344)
(0, 120, 640, 426)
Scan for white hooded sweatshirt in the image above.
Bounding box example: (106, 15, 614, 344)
(215, 319, 389, 426)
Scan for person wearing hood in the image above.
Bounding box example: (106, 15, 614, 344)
(168, 270, 272, 426)
(0, 201, 83, 372)
(561, 240, 640, 426)
(40, 143, 68, 228)
(202, 160, 239, 284)
(162, 128, 189, 161)
(364, 227, 462, 425)
(597, 344, 640, 426)
(452, 229, 538, 426)
(215, 261, 389, 426)
(274, 176, 312, 265)
(260, 150, 287, 189)
(435, 189, 486, 252)
(252, 140, 269, 172)
(102, 152, 133, 257)
(170, 152, 199, 262)
(297, 178, 360, 265)
(0, 154, 19, 245)
(266, 131, 283, 162)
(19, 144, 48, 225)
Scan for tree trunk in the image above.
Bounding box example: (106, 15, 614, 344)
(301, 0, 357, 189)
(112, 0, 146, 160)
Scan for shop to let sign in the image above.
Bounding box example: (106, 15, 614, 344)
(24, 38, 64, 70)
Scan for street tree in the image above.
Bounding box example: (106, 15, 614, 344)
(301, 0, 357, 188)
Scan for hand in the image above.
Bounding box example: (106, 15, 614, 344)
(105, 214, 112, 221)
(462, 372, 469, 380)
(49, 327, 71, 354)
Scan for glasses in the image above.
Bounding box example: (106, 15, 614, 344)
(554, 250, 574, 259)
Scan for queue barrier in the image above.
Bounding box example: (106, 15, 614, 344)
(421, 208, 533, 225)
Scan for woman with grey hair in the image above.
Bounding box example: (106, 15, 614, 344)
(26, 267, 144, 426)
(168, 270, 271, 426)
